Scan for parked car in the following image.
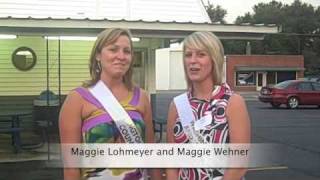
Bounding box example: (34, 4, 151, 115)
(258, 80, 320, 108)
(304, 76, 320, 82)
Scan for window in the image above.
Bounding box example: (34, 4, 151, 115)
(298, 82, 313, 91)
(312, 82, 320, 91)
(277, 71, 296, 83)
(236, 71, 255, 86)
(133, 51, 142, 67)
(267, 72, 276, 85)
(274, 80, 293, 89)
(12, 47, 37, 71)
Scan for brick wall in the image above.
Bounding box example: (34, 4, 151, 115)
(226, 55, 304, 91)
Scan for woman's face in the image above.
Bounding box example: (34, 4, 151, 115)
(184, 47, 213, 83)
(97, 35, 132, 78)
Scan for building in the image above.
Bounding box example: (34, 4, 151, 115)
(0, 0, 279, 127)
(227, 55, 304, 91)
(156, 48, 304, 91)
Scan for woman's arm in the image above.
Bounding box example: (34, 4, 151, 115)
(165, 102, 179, 180)
(59, 90, 83, 180)
(223, 94, 251, 180)
(140, 90, 163, 180)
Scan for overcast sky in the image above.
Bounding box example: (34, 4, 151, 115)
(207, 0, 320, 23)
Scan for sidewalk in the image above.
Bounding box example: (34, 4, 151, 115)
(237, 91, 259, 101)
(0, 132, 62, 180)
(0, 131, 61, 161)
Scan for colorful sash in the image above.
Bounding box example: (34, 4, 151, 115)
(89, 80, 143, 143)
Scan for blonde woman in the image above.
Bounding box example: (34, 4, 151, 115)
(166, 32, 251, 180)
(60, 28, 161, 180)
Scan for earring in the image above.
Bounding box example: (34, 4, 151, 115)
(96, 60, 102, 73)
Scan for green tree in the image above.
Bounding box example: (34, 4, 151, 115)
(222, 40, 246, 54)
(205, 1, 227, 24)
(235, 12, 253, 24)
(282, 0, 317, 33)
(235, 1, 284, 25)
(315, 7, 320, 34)
(252, 1, 284, 25)
(235, 0, 320, 74)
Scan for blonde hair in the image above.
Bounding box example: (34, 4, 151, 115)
(83, 28, 134, 89)
(183, 31, 225, 88)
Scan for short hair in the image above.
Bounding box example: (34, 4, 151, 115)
(183, 31, 225, 88)
(84, 28, 134, 89)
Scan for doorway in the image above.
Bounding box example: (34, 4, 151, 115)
(132, 51, 145, 89)
(256, 72, 267, 91)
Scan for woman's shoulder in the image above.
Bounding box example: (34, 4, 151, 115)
(226, 93, 247, 115)
(228, 93, 245, 105)
(65, 87, 88, 103)
(60, 87, 86, 112)
(134, 87, 148, 100)
(72, 86, 88, 94)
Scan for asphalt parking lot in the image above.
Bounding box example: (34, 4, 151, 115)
(245, 100, 320, 180)
(0, 92, 319, 180)
(154, 92, 320, 180)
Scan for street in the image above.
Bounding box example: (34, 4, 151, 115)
(245, 100, 320, 180)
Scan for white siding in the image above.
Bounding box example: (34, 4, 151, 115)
(0, 0, 96, 18)
(128, 0, 210, 22)
(0, 0, 210, 23)
(98, 0, 128, 19)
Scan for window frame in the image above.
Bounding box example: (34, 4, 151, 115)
(11, 46, 37, 71)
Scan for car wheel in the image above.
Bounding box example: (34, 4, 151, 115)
(270, 102, 281, 108)
(287, 97, 299, 109)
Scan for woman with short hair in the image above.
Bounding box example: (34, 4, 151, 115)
(166, 31, 251, 180)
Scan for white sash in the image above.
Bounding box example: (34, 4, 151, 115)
(173, 93, 204, 143)
(89, 80, 143, 143)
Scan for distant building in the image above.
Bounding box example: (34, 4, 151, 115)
(155, 48, 304, 91)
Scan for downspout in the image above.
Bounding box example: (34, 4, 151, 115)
(46, 38, 49, 106)
(58, 39, 61, 107)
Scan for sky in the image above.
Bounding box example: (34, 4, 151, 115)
(207, 0, 320, 23)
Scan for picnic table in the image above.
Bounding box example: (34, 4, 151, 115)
(0, 111, 32, 153)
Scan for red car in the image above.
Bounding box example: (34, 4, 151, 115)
(258, 80, 320, 108)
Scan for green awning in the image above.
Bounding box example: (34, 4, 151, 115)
(235, 66, 305, 71)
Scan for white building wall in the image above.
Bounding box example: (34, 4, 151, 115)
(144, 39, 162, 94)
(156, 47, 227, 90)
(0, 0, 210, 23)
(156, 48, 170, 90)
(169, 51, 187, 89)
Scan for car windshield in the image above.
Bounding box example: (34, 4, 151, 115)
(274, 80, 293, 89)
